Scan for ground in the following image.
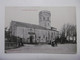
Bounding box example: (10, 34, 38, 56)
(5, 44, 77, 54)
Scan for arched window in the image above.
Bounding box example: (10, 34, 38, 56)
(43, 35, 45, 38)
(48, 23, 49, 26)
(43, 17, 45, 20)
(47, 17, 49, 21)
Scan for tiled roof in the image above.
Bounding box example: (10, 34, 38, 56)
(11, 21, 48, 30)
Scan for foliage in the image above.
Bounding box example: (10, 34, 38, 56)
(60, 24, 77, 43)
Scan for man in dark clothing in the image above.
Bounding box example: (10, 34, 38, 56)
(55, 40, 57, 46)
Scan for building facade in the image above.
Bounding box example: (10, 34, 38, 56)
(10, 10, 59, 44)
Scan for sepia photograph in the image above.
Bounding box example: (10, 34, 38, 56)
(5, 7, 77, 54)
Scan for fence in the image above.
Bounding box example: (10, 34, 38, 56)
(5, 42, 23, 50)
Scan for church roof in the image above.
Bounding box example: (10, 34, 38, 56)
(11, 21, 48, 30)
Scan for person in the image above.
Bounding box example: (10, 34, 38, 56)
(20, 38, 23, 46)
(51, 40, 55, 47)
(55, 39, 57, 46)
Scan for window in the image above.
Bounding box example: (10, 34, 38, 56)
(48, 23, 49, 26)
(47, 17, 49, 21)
(43, 35, 45, 38)
(43, 17, 45, 20)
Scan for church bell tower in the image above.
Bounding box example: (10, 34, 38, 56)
(39, 10, 51, 29)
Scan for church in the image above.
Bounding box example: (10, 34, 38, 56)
(10, 10, 59, 44)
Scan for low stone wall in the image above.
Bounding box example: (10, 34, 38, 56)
(5, 42, 23, 50)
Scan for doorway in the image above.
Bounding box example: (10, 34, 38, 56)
(30, 35, 33, 44)
(28, 32, 35, 44)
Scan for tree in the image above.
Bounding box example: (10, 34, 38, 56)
(61, 24, 77, 43)
(5, 27, 11, 42)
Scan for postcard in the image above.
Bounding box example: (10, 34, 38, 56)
(5, 7, 77, 54)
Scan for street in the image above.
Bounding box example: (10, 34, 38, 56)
(6, 44, 77, 54)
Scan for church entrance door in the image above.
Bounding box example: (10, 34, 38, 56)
(30, 36, 33, 44)
(28, 32, 35, 44)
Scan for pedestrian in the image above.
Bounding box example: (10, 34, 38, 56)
(55, 40, 57, 46)
(51, 40, 55, 47)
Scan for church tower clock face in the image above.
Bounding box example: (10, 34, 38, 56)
(39, 10, 51, 29)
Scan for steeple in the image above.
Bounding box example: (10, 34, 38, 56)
(39, 10, 51, 29)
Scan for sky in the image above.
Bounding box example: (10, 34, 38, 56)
(5, 7, 76, 31)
